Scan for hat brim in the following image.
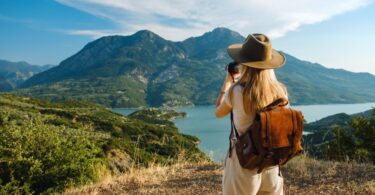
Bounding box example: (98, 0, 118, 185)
(227, 44, 286, 69)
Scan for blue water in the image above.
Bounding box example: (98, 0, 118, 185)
(113, 102, 375, 162)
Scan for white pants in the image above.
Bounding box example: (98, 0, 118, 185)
(222, 149, 284, 195)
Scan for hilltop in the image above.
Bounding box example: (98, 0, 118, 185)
(0, 94, 205, 194)
(15, 28, 375, 107)
(303, 108, 375, 160)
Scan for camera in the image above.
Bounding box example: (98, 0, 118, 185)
(226, 61, 239, 74)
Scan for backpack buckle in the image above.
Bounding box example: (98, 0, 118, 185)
(231, 137, 238, 144)
(266, 151, 274, 158)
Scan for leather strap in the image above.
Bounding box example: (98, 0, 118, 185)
(284, 108, 296, 162)
(228, 111, 240, 157)
(261, 98, 288, 112)
(230, 112, 240, 139)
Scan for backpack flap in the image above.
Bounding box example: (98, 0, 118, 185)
(259, 106, 304, 166)
(260, 107, 302, 149)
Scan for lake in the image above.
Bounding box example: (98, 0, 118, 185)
(112, 102, 375, 162)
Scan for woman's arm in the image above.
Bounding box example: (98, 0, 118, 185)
(215, 72, 239, 118)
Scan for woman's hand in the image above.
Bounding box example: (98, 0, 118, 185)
(225, 71, 241, 83)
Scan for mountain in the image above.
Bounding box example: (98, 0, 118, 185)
(180, 27, 244, 60)
(0, 59, 54, 91)
(0, 75, 13, 91)
(277, 54, 375, 104)
(17, 28, 375, 107)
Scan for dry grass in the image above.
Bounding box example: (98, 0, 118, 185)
(66, 155, 375, 195)
(283, 154, 375, 194)
(65, 161, 222, 195)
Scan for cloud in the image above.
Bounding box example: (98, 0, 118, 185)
(56, 0, 373, 41)
(64, 29, 114, 38)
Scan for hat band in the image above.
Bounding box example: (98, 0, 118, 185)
(240, 48, 272, 62)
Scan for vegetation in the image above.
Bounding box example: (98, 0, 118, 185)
(323, 109, 375, 162)
(16, 75, 147, 107)
(15, 28, 375, 107)
(0, 94, 206, 194)
(0, 117, 105, 194)
(303, 108, 375, 162)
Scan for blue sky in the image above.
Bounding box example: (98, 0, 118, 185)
(0, 0, 374, 75)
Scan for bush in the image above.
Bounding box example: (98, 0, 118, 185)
(0, 114, 105, 194)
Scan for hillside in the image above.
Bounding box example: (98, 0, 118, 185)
(0, 59, 53, 91)
(0, 94, 205, 194)
(0, 75, 13, 91)
(276, 54, 375, 104)
(17, 28, 375, 107)
(303, 108, 375, 157)
(66, 155, 375, 195)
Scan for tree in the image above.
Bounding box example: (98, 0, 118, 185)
(323, 127, 355, 161)
(323, 109, 375, 163)
(351, 109, 375, 162)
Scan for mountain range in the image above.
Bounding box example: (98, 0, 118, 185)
(13, 27, 375, 107)
(0, 59, 53, 91)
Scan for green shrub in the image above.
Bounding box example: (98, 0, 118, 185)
(0, 115, 105, 194)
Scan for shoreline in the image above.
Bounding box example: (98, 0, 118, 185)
(108, 101, 375, 110)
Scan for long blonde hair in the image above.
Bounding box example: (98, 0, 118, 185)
(229, 66, 287, 114)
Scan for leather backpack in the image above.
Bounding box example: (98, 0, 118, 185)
(228, 98, 304, 173)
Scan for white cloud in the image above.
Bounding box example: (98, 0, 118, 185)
(56, 0, 373, 41)
(65, 29, 114, 38)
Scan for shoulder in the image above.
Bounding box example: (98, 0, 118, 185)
(228, 84, 244, 103)
(224, 84, 243, 107)
(226, 83, 244, 100)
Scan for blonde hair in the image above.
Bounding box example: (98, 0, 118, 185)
(229, 65, 287, 114)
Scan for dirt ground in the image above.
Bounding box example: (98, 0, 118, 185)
(66, 156, 375, 195)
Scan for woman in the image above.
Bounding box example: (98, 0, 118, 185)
(215, 34, 287, 195)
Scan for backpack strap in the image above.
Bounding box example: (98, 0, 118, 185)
(257, 111, 275, 173)
(262, 98, 288, 112)
(288, 108, 296, 158)
(228, 111, 240, 157)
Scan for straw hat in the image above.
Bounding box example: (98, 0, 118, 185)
(227, 33, 285, 69)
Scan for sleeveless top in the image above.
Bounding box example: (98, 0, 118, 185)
(223, 83, 288, 135)
(223, 85, 255, 136)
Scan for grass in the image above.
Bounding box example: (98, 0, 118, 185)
(65, 160, 220, 195)
(65, 154, 375, 195)
(283, 154, 375, 194)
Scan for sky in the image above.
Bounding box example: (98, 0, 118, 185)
(0, 0, 374, 74)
